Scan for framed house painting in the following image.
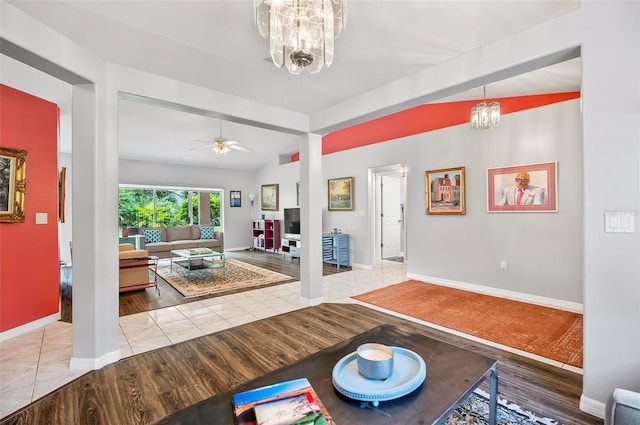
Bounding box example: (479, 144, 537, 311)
(0, 146, 28, 223)
(230, 190, 241, 207)
(261, 184, 279, 211)
(425, 167, 465, 215)
(487, 161, 557, 212)
(328, 177, 353, 211)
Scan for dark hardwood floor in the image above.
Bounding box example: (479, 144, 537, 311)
(3, 304, 602, 425)
(60, 250, 351, 322)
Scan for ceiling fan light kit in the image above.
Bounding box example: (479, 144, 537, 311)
(254, 0, 347, 74)
(212, 139, 231, 155)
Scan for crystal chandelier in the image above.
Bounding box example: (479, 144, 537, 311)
(254, 0, 347, 74)
(471, 86, 500, 130)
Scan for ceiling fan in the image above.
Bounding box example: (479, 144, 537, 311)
(191, 120, 251, 156)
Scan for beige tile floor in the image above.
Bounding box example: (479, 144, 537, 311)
(0, 259, 581, 419)
(0, 260, 408, 419)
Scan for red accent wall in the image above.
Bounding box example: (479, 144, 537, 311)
(0, 84, 60, 333)
(290, 91, 580, 161)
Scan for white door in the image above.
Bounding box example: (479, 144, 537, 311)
(381, 175, 402, 259)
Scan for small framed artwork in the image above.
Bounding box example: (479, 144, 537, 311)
(425, 167, 466, 215)
(296, 182, 301, 206)
(328, 177, 354, 211)
(0, 146, 28, 223)
(230, 190, 241, 207)
(59, 167, 66, 222)
(261, 184, 279, 211)
(487, 161, 557, 212)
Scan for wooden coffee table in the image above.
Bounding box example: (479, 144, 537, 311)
(169, 248, 225, 282)
(152, 324, 499, 425)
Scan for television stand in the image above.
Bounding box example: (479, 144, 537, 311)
(281, 237, 300, 259)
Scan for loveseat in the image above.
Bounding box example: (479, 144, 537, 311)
(140, 225, 224, 258)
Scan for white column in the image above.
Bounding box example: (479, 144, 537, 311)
(70, 81, 120, 370)
(299, 133, 324, 302)
(580, 1, 640, 411)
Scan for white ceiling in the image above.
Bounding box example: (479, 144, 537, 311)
(5, 0, 582, 171)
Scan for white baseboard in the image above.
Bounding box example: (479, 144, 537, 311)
(300, 295, 324, 306)
(406, 272, 583, 313)
(70, 349, 121, 371)
(580, 394, 606, 419)
(0, 312, 61, 342)
(351, 262, 371, 270)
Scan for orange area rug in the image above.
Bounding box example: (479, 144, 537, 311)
(353, 280, 583, 368)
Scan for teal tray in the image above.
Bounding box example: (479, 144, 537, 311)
(331, 346, 427, 407)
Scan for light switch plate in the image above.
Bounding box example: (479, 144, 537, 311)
(604, 211, 635, 233)
(35, 212, 48, 224)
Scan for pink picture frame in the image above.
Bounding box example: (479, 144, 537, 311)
(487, 161, 558, 212)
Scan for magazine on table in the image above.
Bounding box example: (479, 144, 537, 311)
(232, 377, 334, 425)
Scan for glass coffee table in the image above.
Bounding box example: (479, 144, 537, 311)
(169, 248, 225, 282)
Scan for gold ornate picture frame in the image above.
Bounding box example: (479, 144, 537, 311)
(59, 167, 66, 222)
(0, 146, 28, 223)
(425, 166, 465, 215)
(328, 176, 354, 211)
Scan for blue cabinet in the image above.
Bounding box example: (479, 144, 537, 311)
(119, 235, 143, 249)
(322, 233, 350, 269)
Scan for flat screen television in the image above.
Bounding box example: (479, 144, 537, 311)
(284, 207, 301, 238)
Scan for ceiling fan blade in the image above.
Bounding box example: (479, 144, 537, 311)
(189, 144, 215, 150)
(225, 140, 240, 145)
(230, 145, 252, 152)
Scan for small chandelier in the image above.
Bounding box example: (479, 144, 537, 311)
(471, 86, 500, 130)
(254, 0, 347, 74)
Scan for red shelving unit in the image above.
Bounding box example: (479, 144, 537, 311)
(252, 219, 281, 253)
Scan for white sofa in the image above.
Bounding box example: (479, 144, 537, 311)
(612, 388, 640, 425)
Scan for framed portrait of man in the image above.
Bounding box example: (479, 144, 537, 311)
(487, 161, 557, 212)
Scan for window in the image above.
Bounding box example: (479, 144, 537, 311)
(118, 186, 221, 233)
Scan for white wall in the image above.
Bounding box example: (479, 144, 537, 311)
(255, 100, 583, 305)
(407, 100, 583, 303)
(254, 158, 301, 223)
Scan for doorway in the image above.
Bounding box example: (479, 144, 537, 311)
(371, 163, 407, 263)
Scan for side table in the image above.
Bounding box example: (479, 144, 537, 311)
(118, 255, 159, 293)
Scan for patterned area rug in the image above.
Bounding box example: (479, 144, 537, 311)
(156, 259, 295, 298)
(383, 256, 404, 263)
(447, 389, 558, 425)
(353, 280, 583, 368)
